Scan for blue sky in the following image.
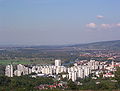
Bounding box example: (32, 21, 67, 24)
(0, 0, 120, 45)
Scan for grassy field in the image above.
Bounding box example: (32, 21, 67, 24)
(0, 60, 54, 65)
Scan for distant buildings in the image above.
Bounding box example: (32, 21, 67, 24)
(14, 64, 32, 76)
(5, 64, 13, 77)
(5, 59, 120, 82)
(55, 59, 61, 66)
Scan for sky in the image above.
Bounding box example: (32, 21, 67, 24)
(0, 0, 120, 45)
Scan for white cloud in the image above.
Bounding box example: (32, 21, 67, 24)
(101, 23, 120, 29)
(101, 24, 111, 28)
(116, 23, 120, 27)
(86, 22, 120, 31)
(96, 15, 104, 19)
(86, 23, 96, 28)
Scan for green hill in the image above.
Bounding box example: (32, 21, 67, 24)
(70, 40, 120, 50)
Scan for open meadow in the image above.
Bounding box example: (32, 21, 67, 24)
(0, 59, 54, 65)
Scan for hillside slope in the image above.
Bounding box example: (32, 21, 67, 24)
(70, 40, 120, 50)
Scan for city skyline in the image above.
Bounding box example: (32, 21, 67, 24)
(0, 0, 120, 45)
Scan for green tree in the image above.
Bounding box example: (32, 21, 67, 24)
(0, 76, 11, 86)
(67, 79, 77, 90)
(115, 67, 120, 88)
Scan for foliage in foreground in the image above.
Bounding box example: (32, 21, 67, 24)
(0, 75, 54, 91)
(0, 67, 120, 91)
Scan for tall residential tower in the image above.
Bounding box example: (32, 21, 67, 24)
(55, 59, 61, 66)
(5, 64, 13, 77)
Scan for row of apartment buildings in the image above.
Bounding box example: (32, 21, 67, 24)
(5, 59, 119, 82)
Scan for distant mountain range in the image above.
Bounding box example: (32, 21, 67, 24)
(70, 40, 120, 50)
(0, 40, 120, 50)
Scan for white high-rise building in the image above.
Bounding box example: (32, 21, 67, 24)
(68, 71, 77, 82)
(17, 64, 24, 72)
(5, 64, 13, 77)
(72, 71, 77, 82)
(55, 59, 61, 66)
(14, 70, 21, 76)
(83, 66, 91, 77)
(78, 68, 84, 78)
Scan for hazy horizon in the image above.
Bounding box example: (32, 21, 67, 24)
(0, 0, 120, 45)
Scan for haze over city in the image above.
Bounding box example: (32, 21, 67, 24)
(0, 0, 120, 45)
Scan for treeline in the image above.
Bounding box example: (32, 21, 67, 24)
(0, 75, 54, 91)
(67, 78, 116, 90)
